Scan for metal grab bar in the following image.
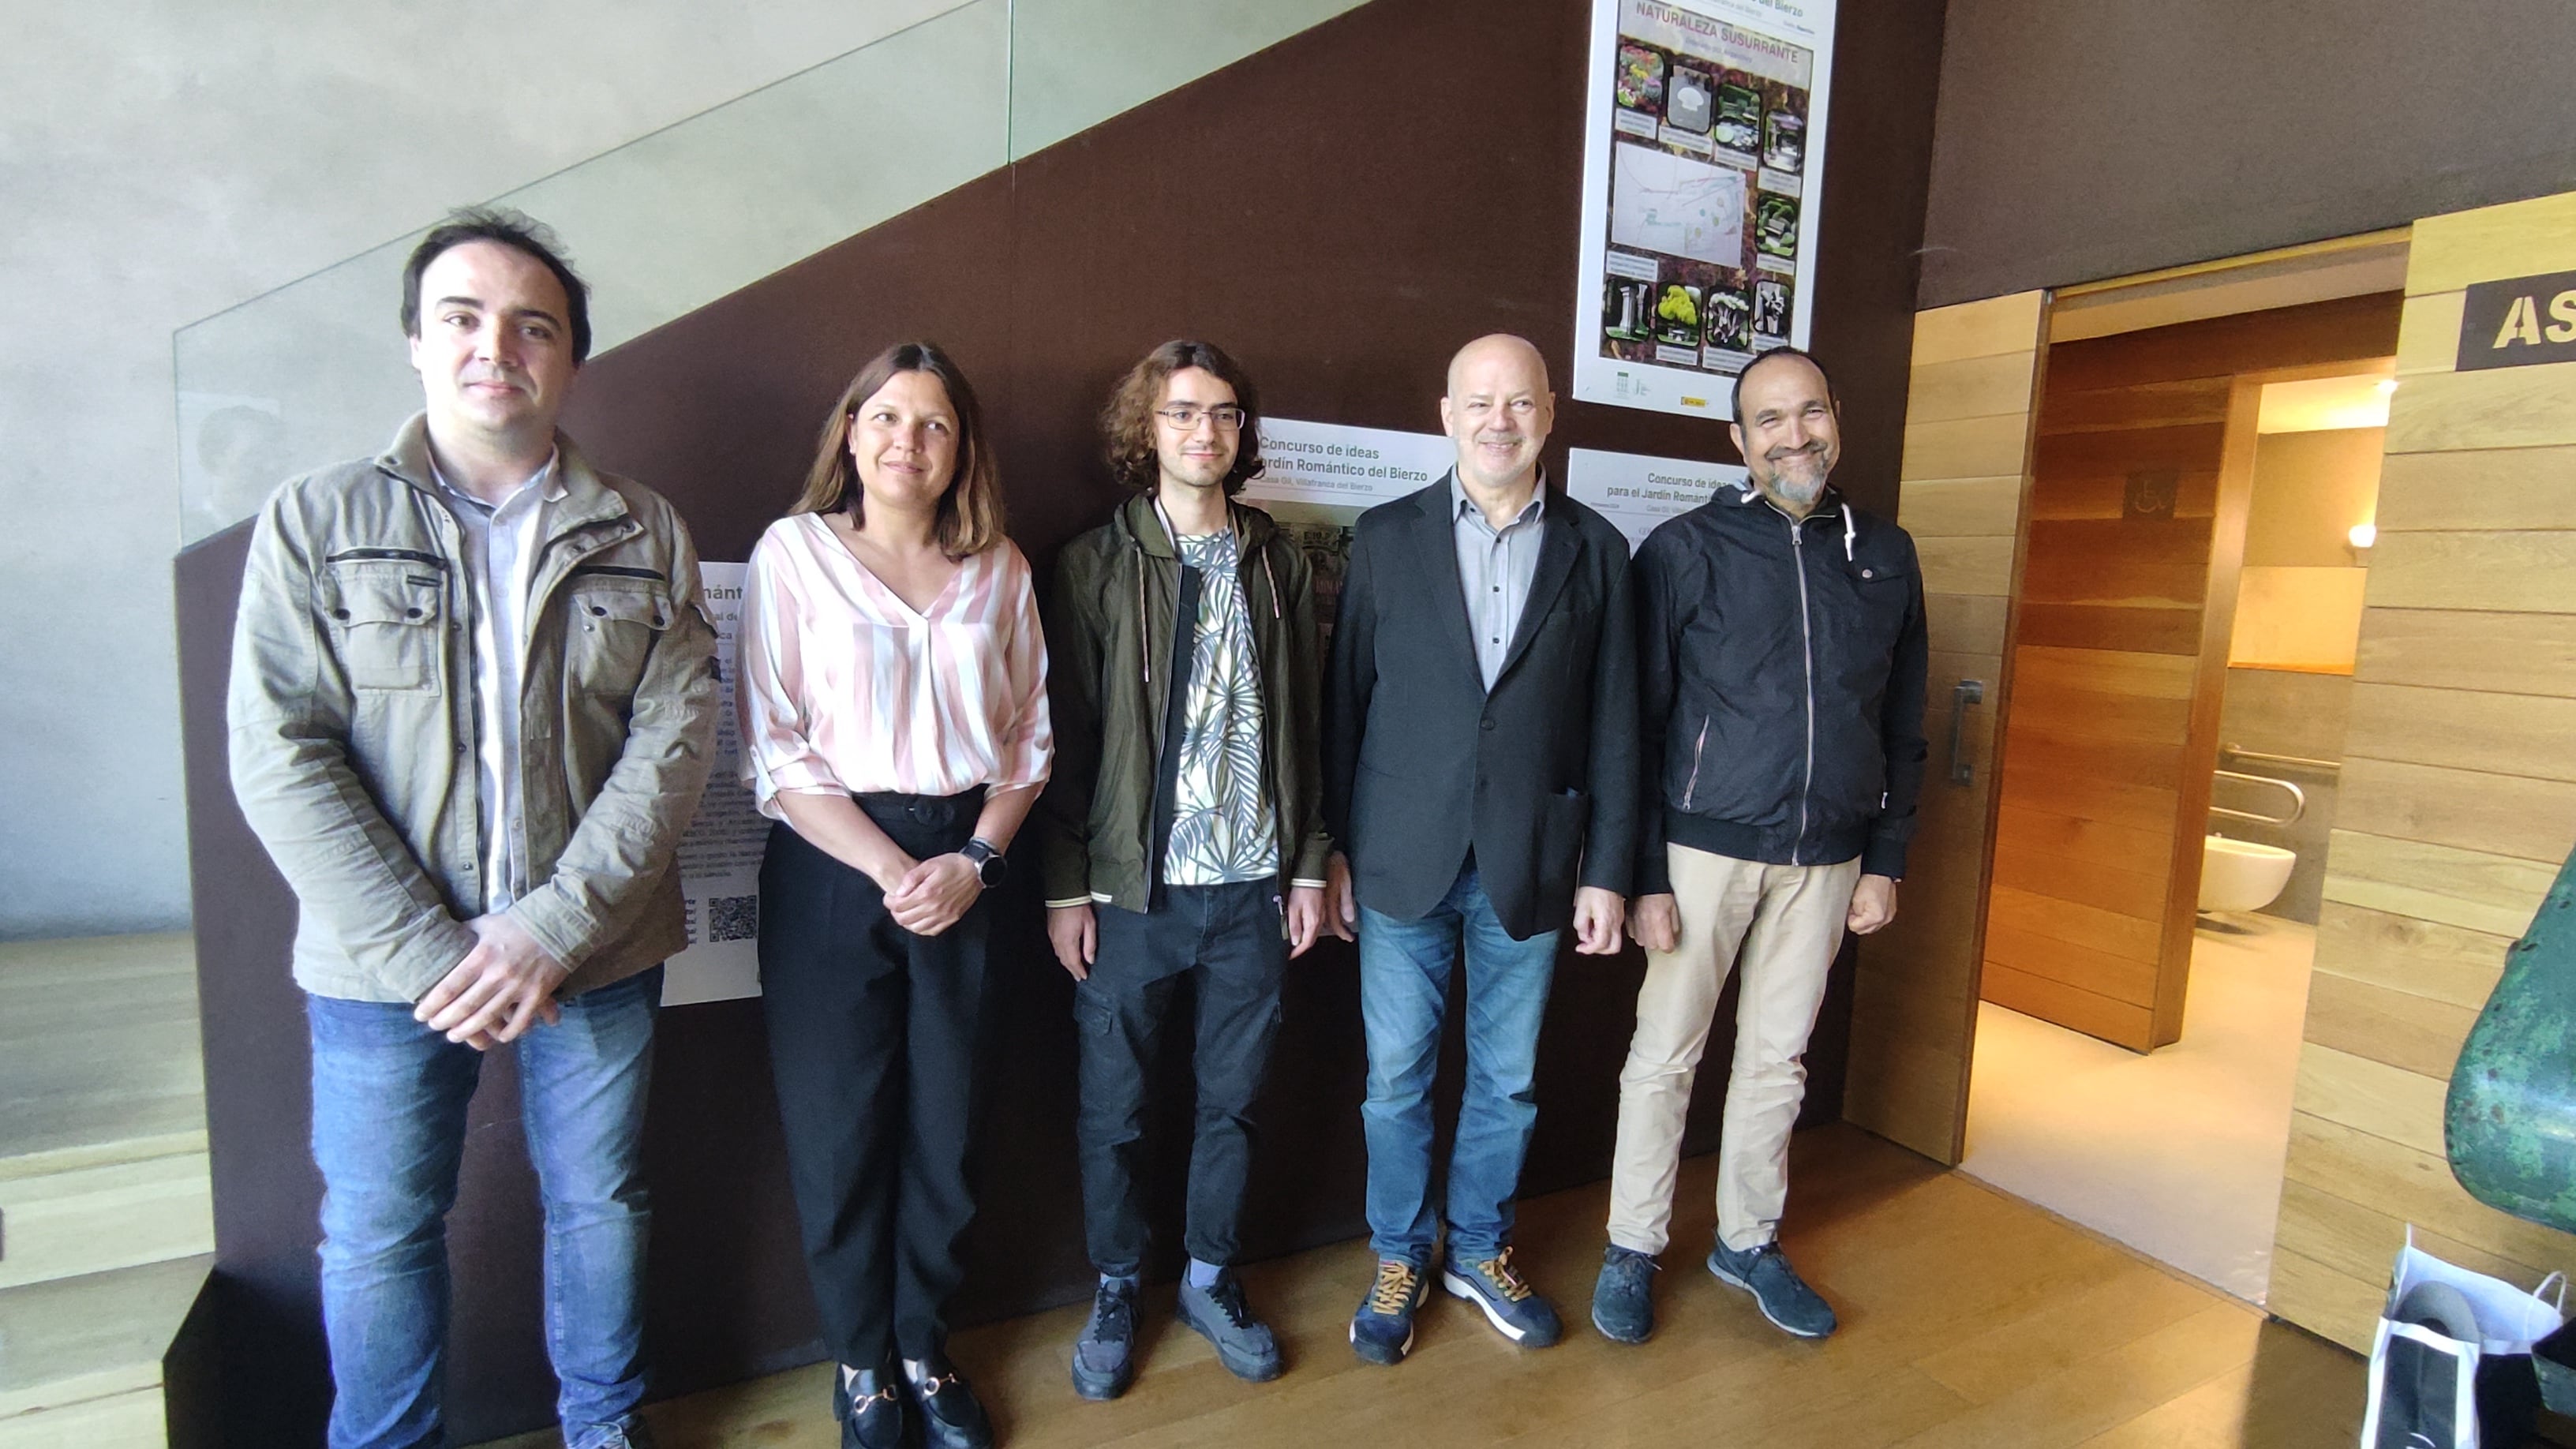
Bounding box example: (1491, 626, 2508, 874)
(2222, 743, 2341, 777)
(2210, 769, 2307, 827)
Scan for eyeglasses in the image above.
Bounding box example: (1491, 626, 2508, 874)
(1155, 404, 1247, 431)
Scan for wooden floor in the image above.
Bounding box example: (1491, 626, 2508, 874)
(485, 1124, 2364, 1447)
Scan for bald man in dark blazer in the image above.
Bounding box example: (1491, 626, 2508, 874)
(1324, 334, 1638, 1365)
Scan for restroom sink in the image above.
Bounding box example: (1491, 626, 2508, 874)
(2201, 835, 2296, 912)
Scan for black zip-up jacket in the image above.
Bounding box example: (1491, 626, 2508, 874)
(1633, 482, 1929, 893)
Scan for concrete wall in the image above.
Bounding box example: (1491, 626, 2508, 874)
(3, 0, 1360, 938)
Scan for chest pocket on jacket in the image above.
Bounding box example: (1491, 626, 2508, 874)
(321, 563, 444, 693)
(1846, 560, 1913, 655)
(566, 582, 674, 698)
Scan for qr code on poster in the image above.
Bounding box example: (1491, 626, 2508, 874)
(706, 894, 759, 943)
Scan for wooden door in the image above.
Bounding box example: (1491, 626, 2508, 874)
(1980, 295, 2402, 1052)
(1844, 292, 2046, 1164)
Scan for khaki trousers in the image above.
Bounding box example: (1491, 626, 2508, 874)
(1607, 844, 1861, 1256)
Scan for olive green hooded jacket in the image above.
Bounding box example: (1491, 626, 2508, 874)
(1035, 494, 1333, 912)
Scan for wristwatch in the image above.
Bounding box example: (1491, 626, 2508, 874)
(960, 837, 1008, 889)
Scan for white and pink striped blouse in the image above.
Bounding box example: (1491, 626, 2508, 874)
(736, 511, 1052, 813)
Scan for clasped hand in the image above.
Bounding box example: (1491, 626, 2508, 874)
(415, 913, 567, 1050)
(880, 851, 982, 937)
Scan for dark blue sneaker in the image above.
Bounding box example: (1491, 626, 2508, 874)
(1069, 1276, 1137, 1401)
(1590, 1244, 1659, 1344)
(573, 1420, 657, 1449)
(1349, 1257, 1429, 1365)
(1708, 1238, 1837, 1339)
(1440, 1246, 1563, 1348)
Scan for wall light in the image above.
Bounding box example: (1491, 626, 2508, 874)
(2349, 522, 2378, 550)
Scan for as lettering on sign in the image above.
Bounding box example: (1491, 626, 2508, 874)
(2457, 268, 2576, 372)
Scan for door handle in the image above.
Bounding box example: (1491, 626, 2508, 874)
(1948, 680, 1986, 787)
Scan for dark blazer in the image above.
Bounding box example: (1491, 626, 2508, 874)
(1324, 476, 1638, 941)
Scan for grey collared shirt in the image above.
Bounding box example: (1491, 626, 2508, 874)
(430, 452, 564, 913)
(1451, 472, 1546, 690)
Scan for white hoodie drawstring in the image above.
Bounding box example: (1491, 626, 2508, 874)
(1841, 501, 1856, 564)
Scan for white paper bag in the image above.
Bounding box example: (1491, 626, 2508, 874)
(2361, 1229, 2567, 1449)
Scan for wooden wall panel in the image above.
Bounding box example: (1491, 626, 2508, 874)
(2376, 446, 2576, 530)
(1845, 290, 2046, 1165)
(2272, 189, 2576, 1354)
(2402, 190, 2576, 294)
(1979, 295, 2397, 1051)
(2313, 901, 2509, 1010)
(2352, 609, 2576, 696)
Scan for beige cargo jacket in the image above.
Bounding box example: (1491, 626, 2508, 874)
(227, 414, 721, 1003)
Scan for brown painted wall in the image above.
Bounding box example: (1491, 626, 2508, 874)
(178, 0, 1947, 1440)
(1919, 0, 2576, 307)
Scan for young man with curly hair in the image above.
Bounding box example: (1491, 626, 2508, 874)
(1034, 340, 1337, 1400)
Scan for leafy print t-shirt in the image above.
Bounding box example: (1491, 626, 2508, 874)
(1164, 526, 1278, 886)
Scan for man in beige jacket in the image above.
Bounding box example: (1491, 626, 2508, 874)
(228, 207, 717, 1449)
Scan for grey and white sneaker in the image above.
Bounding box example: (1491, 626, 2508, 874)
(1178, 1271, 1283, 1381)
(1071, 1275, 1139, 1401)
(1707, 1238, 1837, 1339)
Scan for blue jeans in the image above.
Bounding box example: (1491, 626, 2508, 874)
(1357, 865, 1559, 1266)
(307, 967, 661, 1449)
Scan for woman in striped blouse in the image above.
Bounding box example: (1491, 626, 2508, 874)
(738, 341, 1050, 1449)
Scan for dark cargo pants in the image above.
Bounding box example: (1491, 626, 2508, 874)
(1073, 880, 1287, 1276)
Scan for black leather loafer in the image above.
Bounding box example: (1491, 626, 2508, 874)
(833, 1365, 908, 1449)
(905, 1354, 996, 1449)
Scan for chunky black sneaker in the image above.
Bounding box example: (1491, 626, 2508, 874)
(1177, 1271, 1284, 1382)
(1071, 1276, 1139, 1401)
(1349, 1257, 1429, 1365)
(903, 1353, 995, 1449)
(1441, 1246, 1563, 1347)
(833, 1365, 906, 1449)
(1590, 1244, 1659, 1345)
(1707, 1238, 1837, 1339)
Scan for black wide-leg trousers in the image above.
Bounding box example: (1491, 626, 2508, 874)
(757, 793, 986, 1368)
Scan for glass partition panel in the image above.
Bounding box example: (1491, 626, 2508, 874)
(1005, 0, 1369, 160)
(173, 0, 1008, 542)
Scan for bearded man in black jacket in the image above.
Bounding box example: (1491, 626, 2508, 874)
(1589, 346, 1928, 1348)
